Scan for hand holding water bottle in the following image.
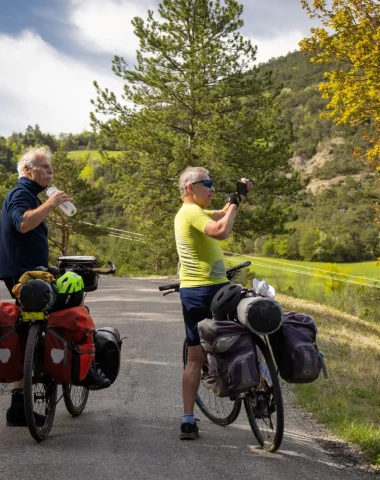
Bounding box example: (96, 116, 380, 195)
(45, 186, 76, 216)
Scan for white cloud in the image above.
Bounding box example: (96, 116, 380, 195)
(68, 0, 304, 65)
(0, 2, 307, 137)
(250, 31, 304, 64)
(0, 30, 123, 136)
(69, 0, 154, 59)
(68, 0, 305, 64)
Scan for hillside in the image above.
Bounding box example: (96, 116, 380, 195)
(251, 50, 380, 263)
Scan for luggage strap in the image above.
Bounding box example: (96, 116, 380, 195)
(47, 328, 93, 366)
(0, 325, 16, 343)
(21, 311, 46, 322)
(46, 328, 69, 366)
(318, 352, 328, 379)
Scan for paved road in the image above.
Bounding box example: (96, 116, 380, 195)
(0, 277, 373, 479)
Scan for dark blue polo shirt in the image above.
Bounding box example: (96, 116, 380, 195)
(0, 177, 49, 278)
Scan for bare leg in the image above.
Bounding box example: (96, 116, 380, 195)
(12, 380, 24, 389)
(182, 345, 205, 414)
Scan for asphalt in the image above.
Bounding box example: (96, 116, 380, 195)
(0, 277, 374, 479)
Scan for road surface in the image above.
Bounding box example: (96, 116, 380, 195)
(0, 277, 373, 479)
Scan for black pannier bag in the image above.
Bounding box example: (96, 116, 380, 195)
(198, 319, 260, 397)
(56, 256, 99, 292)
(269, 311, 328, 383)
(94, 328, 122, 385)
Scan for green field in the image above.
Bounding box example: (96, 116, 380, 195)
(223, 253, 380, 320)
(68, 150, 122, 161)
(224, 253, 379, 285)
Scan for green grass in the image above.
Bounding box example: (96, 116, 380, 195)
(277, 295, 380, 470)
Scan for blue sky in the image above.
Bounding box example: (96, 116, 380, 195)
(0, 0, 317, 136)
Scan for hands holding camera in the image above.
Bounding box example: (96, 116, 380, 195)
(228, 178, 254, 207)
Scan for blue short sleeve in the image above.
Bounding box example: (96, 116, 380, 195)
(6, 189, 34, 232)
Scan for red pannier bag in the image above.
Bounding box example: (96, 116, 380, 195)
(0, 302, 23, 383)
(44, 306, 95, 384)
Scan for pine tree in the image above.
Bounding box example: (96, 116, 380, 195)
(47, 145, 105, 258)
(92, 0, 301, 270)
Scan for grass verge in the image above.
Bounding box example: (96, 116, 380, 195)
(277, 294, 380, 470)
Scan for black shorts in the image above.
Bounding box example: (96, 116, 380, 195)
(180, 283, 229, 347)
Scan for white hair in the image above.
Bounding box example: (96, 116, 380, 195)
(178, 166, 209, 199)
(17, 147, 52, 178)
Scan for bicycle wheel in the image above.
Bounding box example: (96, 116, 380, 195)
(243, 335, 284, 452)
(182, 338, 241, 426)
(62, 384, 89, 416)
(24, 323, 57, 441)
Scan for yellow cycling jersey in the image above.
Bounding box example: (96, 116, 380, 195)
(175, 203, 227, 288)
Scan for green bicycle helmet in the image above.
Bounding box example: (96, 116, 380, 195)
(56, 271, 84, 294)
(53, 271, 85, 311)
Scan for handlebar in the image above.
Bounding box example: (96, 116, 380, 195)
(158, 283, 180, 292)
(91, 261, 116, 275)
(158, 260, 251, 294)
(42, 260, 116, 277)
(226, 260, 251, 280)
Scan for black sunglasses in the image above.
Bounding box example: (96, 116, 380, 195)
(192, 179, 213, 188)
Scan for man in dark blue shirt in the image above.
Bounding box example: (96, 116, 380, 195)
(0, 147, 71, 426)
(0, 147, 70, 294)
(1, 147, 110, 426)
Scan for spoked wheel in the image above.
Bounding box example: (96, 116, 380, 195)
(62, 384, 89, 416)
(183, 338, 241, 426)
(24, 323, 57, 441)
(243, 335, 284, 452)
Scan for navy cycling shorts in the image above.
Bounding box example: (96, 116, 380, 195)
(180, 283, 229, 347)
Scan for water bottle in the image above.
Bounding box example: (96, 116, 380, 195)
(45, 186, 77, 216)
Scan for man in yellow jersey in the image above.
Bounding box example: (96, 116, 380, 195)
(175, 166, 252, 439)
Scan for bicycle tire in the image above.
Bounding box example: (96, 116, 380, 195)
(62, 384, 89, 416)
(182, 338, 241, 426)
(24, 323, 57, 441)
(243, 335, 284, 452)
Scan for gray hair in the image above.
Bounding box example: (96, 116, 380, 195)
(178, 167, 209, 199)
(17, 147, 52, 178)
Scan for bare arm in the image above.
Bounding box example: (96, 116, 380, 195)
(208, 203, 230, 221)
(204, 204, 239, 240)
(209, 178, 253, 221)
(20, 191, 71, 233)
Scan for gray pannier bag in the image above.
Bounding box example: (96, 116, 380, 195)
(197, 319, 260, 398)
(236, 296, 283, 335)
(269, 312, 328, 383)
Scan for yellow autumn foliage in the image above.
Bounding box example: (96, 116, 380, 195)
(299, 0, 380, 171)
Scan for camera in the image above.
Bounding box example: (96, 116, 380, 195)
(236, 179, 254, 196)
(228, 178, 254, 207)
